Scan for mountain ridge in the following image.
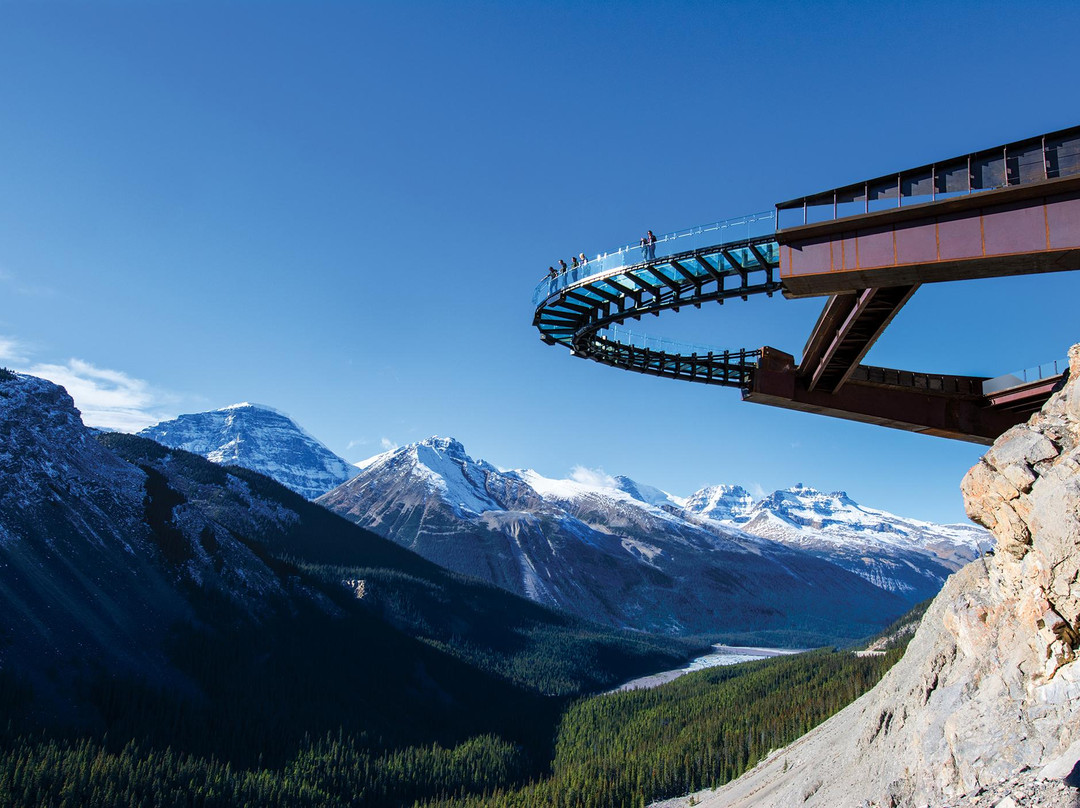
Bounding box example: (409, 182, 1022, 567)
(339, 435, 985, 601)
(320, 435, 952, 644)
(0, 372, 692, 759)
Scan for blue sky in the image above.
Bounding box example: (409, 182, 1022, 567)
(1, 1, 1077, 523)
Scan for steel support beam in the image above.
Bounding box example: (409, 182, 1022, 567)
(746, 348, 1023, 444)
(801, 284, 919, 393)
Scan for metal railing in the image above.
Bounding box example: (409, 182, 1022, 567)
(532, 210, 777, 306)
(982, 359, 1068, 395)
(851, 365, 984, 395)
(777, 125, 1080, 229)
(596, 326, 727, 357)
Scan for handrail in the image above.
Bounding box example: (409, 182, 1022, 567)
(982, 359, 1068, 395)
(532, 210, 777, 306)
(599, 326, 728, 357)
(777, 125, 1080, 229)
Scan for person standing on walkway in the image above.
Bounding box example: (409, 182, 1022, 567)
(647, 230, 657, 261)
(640, 236, 648, 262)
(559, 259, 568, 273)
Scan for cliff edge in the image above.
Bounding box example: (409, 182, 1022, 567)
(664, 345, 1080, 808)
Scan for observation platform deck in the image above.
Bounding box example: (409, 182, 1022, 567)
(532, 125, 1079, 443)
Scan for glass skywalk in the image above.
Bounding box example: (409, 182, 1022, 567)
(531, 210, 781, 387)
(532, 210, 777, 307)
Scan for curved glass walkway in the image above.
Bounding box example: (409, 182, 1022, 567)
(532, 211, 780, 387)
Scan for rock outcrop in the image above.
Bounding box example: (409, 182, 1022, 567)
(665, 345, 1080, 808)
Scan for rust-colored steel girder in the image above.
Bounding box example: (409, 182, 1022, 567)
(745, 348, 1045, 445)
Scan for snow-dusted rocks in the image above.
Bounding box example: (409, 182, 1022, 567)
(705, 483, 986, 601)
(139, 403, 356, 499)
(682, 484, 755, 522)
(319, 436, 962, 643)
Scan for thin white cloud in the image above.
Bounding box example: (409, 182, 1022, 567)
(346, 438, 368, 450)
(0, 335, 29, 365)
(379, 437, 399, 451)
(25, 358, 175, 432)
(749, 482, 767, 499)
(569, 465, 618, 488)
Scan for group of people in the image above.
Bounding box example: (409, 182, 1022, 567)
(547, 252, 589, 279)
(544, 229, 658, 281)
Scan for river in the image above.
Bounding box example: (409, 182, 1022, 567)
(609, 644, 803, 693)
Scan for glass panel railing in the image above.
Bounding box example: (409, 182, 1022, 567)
(595, 325, 753, 360)
(982, 359, 1068, 395)
(532, 210, 777, 305)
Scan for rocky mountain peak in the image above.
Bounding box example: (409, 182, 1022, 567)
(138, 404, 356, 500)
(683, 484, 755, 521)
(612, 475, 681, 508)
(218, 401, 274, 412)
(407, 436, 499, 475)
(416, 435, 469, 457)
(0, 372, 143, 512)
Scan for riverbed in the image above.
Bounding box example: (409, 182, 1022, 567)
(610, 644, 803, 693)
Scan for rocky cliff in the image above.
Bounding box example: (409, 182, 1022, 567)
(665, 345, 1080, 808)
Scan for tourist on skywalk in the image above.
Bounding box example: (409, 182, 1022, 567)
(559, 259, 568, 273)
(640, 236, 648, 261)
(571, 255, 579, 269)
(579, 252, 588, 267)
(548, 266, 557, 279)
(647, 230, 657, 261)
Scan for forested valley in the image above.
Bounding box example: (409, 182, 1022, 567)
(0, 385, 920, 808)
(0, 644, 908, 807)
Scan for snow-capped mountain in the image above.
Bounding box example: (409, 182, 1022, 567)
(2, 373, 691, 737)
(685, 483, 986, 601)
(682, 484, 755, 522)
(320, 437, 919, 644)
(0, 373, 318, 692)
(520, 474, 984, 602)
(139, 403, 356, 499)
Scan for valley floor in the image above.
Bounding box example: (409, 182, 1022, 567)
(609, 645, 802, 693)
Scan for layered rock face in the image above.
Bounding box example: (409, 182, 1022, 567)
(674, 345, 1080, 808)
